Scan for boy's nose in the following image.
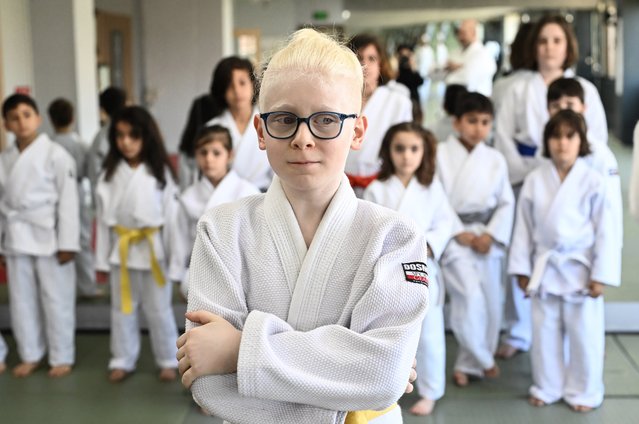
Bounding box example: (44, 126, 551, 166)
(291, 123, 315, 149)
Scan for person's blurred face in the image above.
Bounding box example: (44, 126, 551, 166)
(225, 69, 254, 110)
(536, 23, 568, 72)
(357, 44, 381, 94)
(548, 95, 585, 117)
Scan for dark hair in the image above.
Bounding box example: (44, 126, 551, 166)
(178, 57, 255, 157)
(378, 122, 437, 187)
(349, 34, 394, 86)
(542, 109, 591, 159)
(527, 15, 579, 71)
(195, 124, 233, 152)
(99, 87, 127, 119)
(509, 22, 534, 71)
(547, 77, 585, 104)
(443, 84, 468, 115)
(454, 92, 494, 118)
(48, 98, 74, 128)
(210, 56, 256, 115)
(104, 106, 176, 187)
(2, 94, 39, 118)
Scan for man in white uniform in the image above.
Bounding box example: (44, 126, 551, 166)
(446, 19, 497, 96)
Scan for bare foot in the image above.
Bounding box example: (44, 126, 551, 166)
(495, 343, 520, 359)
(108, 368, 132, 383)
(13, 362, 40, 378)
(409, 397, 436, 416)
(528, 396, 546, 407)
(0, 362, 6, 374)
(571, 404, 594, 412)
(48, 365, 72, 378)
(484, 364, 500, 378)
(159, 368, 177, 382)
(453, 371, 469, 387)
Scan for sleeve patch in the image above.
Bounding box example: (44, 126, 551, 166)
(402, 262, 429, 287)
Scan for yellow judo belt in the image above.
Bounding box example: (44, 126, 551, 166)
(345, 403, 398, 424)
(114, 225, 165, 314)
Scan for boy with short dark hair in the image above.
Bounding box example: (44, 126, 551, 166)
(1, 94, 80, 378)
(437, 92, 515, 387)
(48, 98, 102, 298)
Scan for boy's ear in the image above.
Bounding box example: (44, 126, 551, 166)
(350, 115, 367, 151)
(254, 114, 267, 151)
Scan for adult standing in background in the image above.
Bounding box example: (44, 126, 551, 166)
(347, 34, 413, 196)
(445, 19, 497, 96)
(631, 121, 639, 222)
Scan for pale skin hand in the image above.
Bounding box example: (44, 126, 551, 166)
(455, 232, 476, 247)
(588, 280, 604, 298)
(177, 311, 242, 389)
(56, 251, 75, 264)
(176, 312, 418, 393)
(471, 233, 493, 255)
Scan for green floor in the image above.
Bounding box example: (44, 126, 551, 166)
(1, 332, 638, 424)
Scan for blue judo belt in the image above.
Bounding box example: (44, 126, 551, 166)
(515, 141, 537, 157)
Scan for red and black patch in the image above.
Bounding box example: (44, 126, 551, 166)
(402, 262, 428, 287)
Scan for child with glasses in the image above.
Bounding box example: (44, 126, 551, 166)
(177, 28, 429, 423)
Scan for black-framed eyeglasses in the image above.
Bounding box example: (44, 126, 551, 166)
(260, 111, 358, 140)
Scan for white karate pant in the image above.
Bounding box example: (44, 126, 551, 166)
(76, 182, 99, 296)
(6, 254, 76, 366)
(414, 274, 445, 401)
(501, 276, 532, 351)
(442, 244, 503, 375)
(0, 333, 7, 362)
(109, 267, 178, 371)
(530, 293, 604, 408)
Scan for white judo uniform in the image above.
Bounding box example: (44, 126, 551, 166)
(186, 175, 429, 424)
(437, 135, 514, 376)
(445, 40, 497, 97)
(364, 176, 456, 402)
(205, 106, 272, 191)
(0, 134, 79, 366)
(96, 162, 179, 372)
(0, 334, 7, 363)
(345, 83, 412, 192)
(630, 121, 639, 223)
(169, 170, 259, 296)
(508, 159, 620, 408)
(53, 132, 100, 297)
(494, 70, 608, 352)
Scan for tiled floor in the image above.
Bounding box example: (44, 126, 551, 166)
(1, 332, 638, 424)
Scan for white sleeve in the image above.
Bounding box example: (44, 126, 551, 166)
(94, 178, 111, 272)
(486, 158, 515, 246)
(494, 86, 528, 185)
(425, 181, 457, 260)
(507, 179, 535, 277)
(582, 78, 608, 145)
(54, 151, 80, 252)
(168, 201, 192, 282)
(630, 122, 639, 223)
(590, 177, 621, 286)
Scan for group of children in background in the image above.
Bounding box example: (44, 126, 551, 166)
(0, 18, 624, 419)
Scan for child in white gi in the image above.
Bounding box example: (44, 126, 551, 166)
(438, 92, 515, 387)
(95, 106, 179, 383)
(509, 109, 620, 411)
(169, 124, 259, 297)
(0, 94, 79, 378)
(364, 122, 457, 416)
(177, 28, 429, 424)
(48, 98, 103, 298)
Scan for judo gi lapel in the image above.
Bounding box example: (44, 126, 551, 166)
(181, 178, 214, 221)
(3, 134, 51, 206)
(524, 73, 549, 149)
(445, 137, 488, 211)
(396, 177, 436, 231)
(288, 175, 358, 331)
(264, 176, 308, 296)
(204, 170, 241, 211)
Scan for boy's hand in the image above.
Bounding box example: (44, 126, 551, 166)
(517, 275, 530, 294)
(455, 232, 475, 246)
(471, 233, 493, 254)
(57, 251, 75, 264)
(177, 310, 242, 389)
(588, 280, 605, 298)
(405, 358, 417, 394)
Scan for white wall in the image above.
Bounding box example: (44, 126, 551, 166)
(29, 0, 98, 142)
(0, 0, 35, 96)
(141, 0, 227, 152)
